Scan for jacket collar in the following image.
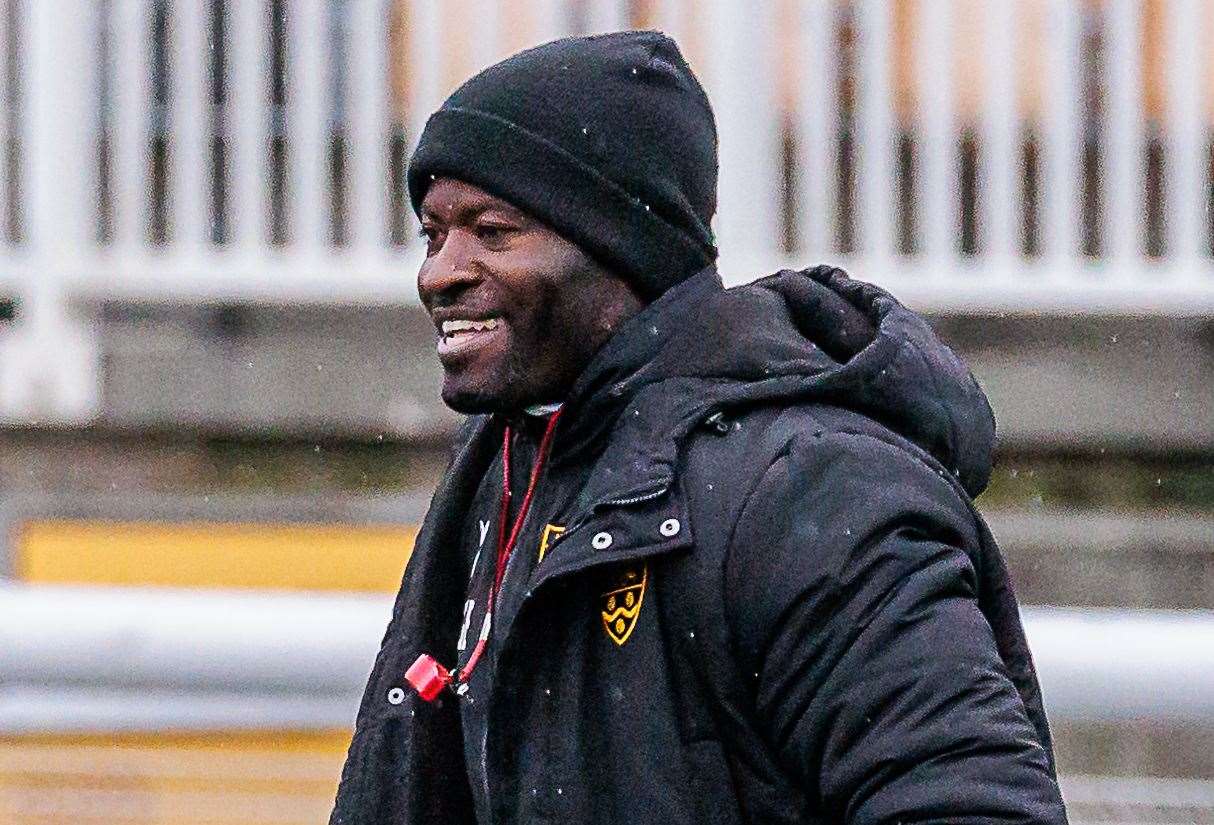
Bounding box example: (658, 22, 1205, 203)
(539, 265, 724, 465)
(454, 267, 726, 590)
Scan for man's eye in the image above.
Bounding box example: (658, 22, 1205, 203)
(476, 223, 513, 244)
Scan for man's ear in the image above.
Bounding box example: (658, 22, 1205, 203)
(598, 271, 647, 331)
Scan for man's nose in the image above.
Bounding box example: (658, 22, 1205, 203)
(418, 231, 481, 305)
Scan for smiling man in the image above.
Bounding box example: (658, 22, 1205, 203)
(419, 178, 644, 415)
(330, 31, 1067, 825)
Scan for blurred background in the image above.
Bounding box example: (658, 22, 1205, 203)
(0, 0, 1211, 822)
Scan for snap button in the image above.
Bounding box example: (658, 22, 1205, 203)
(387, 687, 405, 705)
(591, 531, 613, 550)
(660, 518, 681, 537)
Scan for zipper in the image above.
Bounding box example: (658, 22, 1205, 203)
(549, 483, 671, 549)
(482, 481, 679, 817)
(485, 534, 680, 819)
(603, 484, 669, 507)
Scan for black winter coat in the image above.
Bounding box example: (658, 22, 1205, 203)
(330, 266, 1068, 825)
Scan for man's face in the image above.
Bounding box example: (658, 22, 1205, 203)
(417, 178, 643, 414)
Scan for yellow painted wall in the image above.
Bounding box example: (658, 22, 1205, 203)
(0, 730, 350, 825)
(15, 520, 417, 593)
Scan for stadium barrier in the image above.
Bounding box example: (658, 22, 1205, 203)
(2, 582, 1212, 731)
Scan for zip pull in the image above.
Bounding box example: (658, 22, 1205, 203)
(702, 410, 730, 435)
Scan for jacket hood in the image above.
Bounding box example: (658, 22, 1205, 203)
(635, 266, 996, 496)
(550, 265, 994, 497)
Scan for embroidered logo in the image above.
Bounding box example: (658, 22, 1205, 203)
(538, 523, 566, 563)
(601, 565, 647, 646)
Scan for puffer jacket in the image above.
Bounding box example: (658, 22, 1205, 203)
(330, 265, 1068, 825)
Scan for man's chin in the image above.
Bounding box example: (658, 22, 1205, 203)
(441, 381, 509, 416)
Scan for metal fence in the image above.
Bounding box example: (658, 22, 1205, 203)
(3, 584, 1213, 823)
(5, 584, 1214, 731)
(1, 0, 1213, 426)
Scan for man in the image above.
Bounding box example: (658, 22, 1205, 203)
(331, 30, 1067, 825)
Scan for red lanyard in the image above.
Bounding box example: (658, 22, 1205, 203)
(455, 407, 563, 685)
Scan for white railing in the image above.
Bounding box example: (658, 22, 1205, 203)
(4, 583, 1214, 822)
(3, 583, 1214, 732)
(1, 1, 1213, 425)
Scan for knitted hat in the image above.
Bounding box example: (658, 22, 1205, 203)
(407, 30, 718, 301)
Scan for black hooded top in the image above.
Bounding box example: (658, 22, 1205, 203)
(331, 266, 1067, 825)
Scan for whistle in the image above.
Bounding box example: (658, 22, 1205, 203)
(405, 653, 453, 702)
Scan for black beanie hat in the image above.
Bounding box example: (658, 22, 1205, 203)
(408, 30, 718, 301)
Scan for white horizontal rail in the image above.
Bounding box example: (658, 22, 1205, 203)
(2, 584, 1213, 732)
(0, 584, 385, 694)
(0, 685, 362, 733)
(38, 249, 1214, 315)
(1024, 606, 1214, 724)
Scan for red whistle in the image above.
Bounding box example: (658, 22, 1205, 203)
(405, 653, 453, 702)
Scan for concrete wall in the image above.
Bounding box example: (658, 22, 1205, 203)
(934, 314, 1214, 453)
(95, 302, 458, 440)
(87, 303, 1214, 454)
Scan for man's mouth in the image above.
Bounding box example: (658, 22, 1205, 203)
(436, 317, 504, 358)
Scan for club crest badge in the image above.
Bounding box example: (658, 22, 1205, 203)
(601, 565, 647, 646)
(538, 524, 566, 563)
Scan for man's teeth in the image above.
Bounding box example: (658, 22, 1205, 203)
(441, 318, 500, 337)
